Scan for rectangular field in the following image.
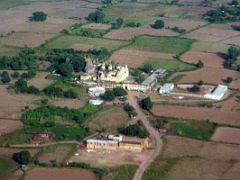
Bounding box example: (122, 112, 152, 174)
(211, 127, 240, 145)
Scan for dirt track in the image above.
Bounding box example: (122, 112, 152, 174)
(127, 92, 162, 180)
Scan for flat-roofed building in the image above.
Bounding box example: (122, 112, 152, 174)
(142, 69, 166, 88)
(86, 139, 119, 151)
(89, 99, 104, 106)
(88, 86, 105, 97)
(204, 84, 228, 100)
(159, 83, 174, 95)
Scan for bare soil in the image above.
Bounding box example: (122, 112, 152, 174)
(50, 98, 85, 109)
(110, 48, 174, 68)
(180, 51, 225, 68)
(211, 127, 240, 144)
(171, 67, 239, 85)
(25, 167, 95, 180)
(28, 72, 53, 90)
(151, 104, 240, 126)
(70, 43, 94, 52)
(104, 25, 177, 40)
(0, 119, 22, 136)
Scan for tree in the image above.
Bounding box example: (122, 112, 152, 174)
(225, 76, 233, 83)
(44, 86, 64, 98)
(196, 60, 204, 68)
(11, 72, 20, 79)
(141, 97, 152, 110)
(13, 150, 31, 165)
(64, 89, 78, 99)
(188, 85, 200, 93)
(113, 86, 127, 96)
(142, 64, 153, 73)
(118, 121, 149, 138)
(230, 0, 239, 6)
(197, 80, 204, 86)
(1, 71, 11, 84)
(152, 20, 165, 29)
(15, 78, 28, 93)
(86, 10, 105, 23)
(101, 90, 115, 101)
(228, 46, 239, 61)
(237, 65, 240, 72)
(30, 11, 47, 22)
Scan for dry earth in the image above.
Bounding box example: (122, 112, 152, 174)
(110, 48, 174, 68)
(0, 119, 22, 136)
(151, 104, 240, 126)
(211, 127, 240, 144)
(28, 72, 53, 90)
(25, 167, 95, 180)
(70, 43, 94, 52)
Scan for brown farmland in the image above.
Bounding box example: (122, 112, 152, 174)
(25, 167, 95, 180)
(180, 51, 225, 68)
(211, 127, 240, 144)
(28, 72, 53, 90)
(151, 104, 240, 126)
(0, 119, 22, 136)
(70, 43, 94, 52)
(0, 86, 39, 119)
(110, 48, 174, 68)
(171, 67, 239, 85)
(104, 25, 177, 40)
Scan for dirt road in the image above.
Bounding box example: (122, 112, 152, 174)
(127, 92, 162, 180)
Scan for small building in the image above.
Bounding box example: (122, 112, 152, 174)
(89, 99, 103, 106)
(86, 139, 119, 151)
(108, 134, 123, 142)
(142, 69, 166, 88)
(204, 84, 228, 100)
(32, 133, 53, 144)
(88, 86, 105, 97)
(119, 141, 143, 152)
(159, 83, 174, 95)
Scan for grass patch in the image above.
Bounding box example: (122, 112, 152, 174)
(45, 35, 130, 51)
(104, 165, 137, 180)
(143, 58, 195, 72)
(0, 44, 21, 56)
(0, 157, 11, 175)
(131, 36, 194, 54)
(52, 127, 90, 140)
(0, 131, 31, 146)
(85, 105, 129, 132)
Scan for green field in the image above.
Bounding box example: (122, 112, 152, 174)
(104, 165, 137, 180)
(0, 44, 20, 56)
(143, 58, 195, 72)
(0, 157, 11, 175)
(45, 35, 130, 51)
(132, 36, 194, 54)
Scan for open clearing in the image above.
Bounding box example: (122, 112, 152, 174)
(25, 167, 95, 180)
(171, 67, 239, 85)
(70, 149, 151, 168)
(110, 48, 174, 68)
(131, 36, 193, 54)
(46, 35, 130, 51)
(185, 24, 240, 43)
(211, 127, 240, 145)
(151, 104, 240, 126)
(37, 144, 77, 164)
(163, 136, 240, 160)
(180, 51, 225, 68)
(50, 98, 85, 109)
(0, 119, 22, 136)
(0, 86, 39, 119)
(28, 72, 53, 90)
(85, 106, 129, 131)
(190, 41, 230, 54)
(81, 23, 111, 30)
(0, 1, 95, 47)
(104, 25, 177, 41)
(70, 43, 94, 52)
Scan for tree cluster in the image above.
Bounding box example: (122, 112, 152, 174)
(1, 71, 11, 84)
(29, 11, 47, 22)
(152, 20, 165, 29)
(140, 97, 153, 110)
(118, 121, 149, 138)
(43, 86, 78, 99)
(224, 46, 240, 69)
(13, 150, 31, 165)
(86, 10, 105, 23)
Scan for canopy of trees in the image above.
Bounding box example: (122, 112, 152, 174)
(86, 10, 105, 23)
(29, 11, 47, 22)
(1, 71, 11, 84)
(113, 86, 127, 96)
(152, 20, 165, 29)
(13, 150, 31, 165)
(119, 121, 149, 138)
(141, 97, 153, 110)
(224, 46, 240, 68)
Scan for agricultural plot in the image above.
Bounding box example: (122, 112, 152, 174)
(211, 127, 240, 145)
(190, 41, 230, 54)
(0, 119, 22, 136)
(50, 98, 85, 109)
(46, 35, 130, 51)
(104, 25, 177, 41)
(213, 93, 240, 111)
(25, 167, 95, 180)
(0, 86, 39, 119)
(144, 58, 195, 71)
(110, 48, 174, 68)
(85, 106, 129, 131)
(81, 23, 111, 30)
(131, 36, 193, 54)
(37, 144, 77, 164)
(0, 0, 95, 47)
(171, 67, 239, 85)
(28, 72, 53, 90)
(180, 51, 225, 68)
(185, 24, 240, 43)
(151, 104, 240, 126)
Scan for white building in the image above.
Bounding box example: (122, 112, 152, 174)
(159, 83, 174, 95)
(204, 84, 228, 100)
(108, 134, 123, 142)
(89, 99, 104, 106)
(88, 86, 105, 97)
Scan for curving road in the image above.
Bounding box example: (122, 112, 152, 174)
(127, 92, 162, 180)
